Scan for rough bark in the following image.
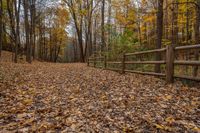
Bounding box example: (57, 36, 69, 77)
(171, 1, 179, 46)
(0, 0, 3, 58)
(155, 0, 164, 73)
(14, 0, 21, 63)
(101, 0, 105, 51)
(65, 1, 85, 62)
(193, 1, 200, 77)
(24, 0, 31, 63)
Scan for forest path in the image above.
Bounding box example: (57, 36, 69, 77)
(0, 60, 200, 132)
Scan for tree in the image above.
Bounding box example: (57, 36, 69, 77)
(51, 7, 69, 62)
(30, 0, 36, 60)
(101, 0, 105, 51)
(0, 0, 3, 58)
(171, 0, 179, 46)
(155, 0, 164, 73)
(63, 0, 85, 62)
(7, 0, 21, 63)
(193, 0, 200, 76)
(23, 0, 31, 63)
(14, 0, 21, 63)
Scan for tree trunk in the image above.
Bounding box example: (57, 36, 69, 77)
(7, 0, 18, 63)
(155, 0, 164, 73)
(93, 17, 97, 53)
(193, 1, 200, 77)
(101, 0, 105, 51)
(171, 1, 179, 46)
(0, 0, 3, 59)
(107, 0, 112, 51)
(24, 0, 31, 63)
(165, 0, 169, 40)
(14, 0, 21, 63)
(186, 0, 190, 45)
(30, 0, 36, 60)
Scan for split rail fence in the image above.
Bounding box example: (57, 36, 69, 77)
(87, 44, 200, 83)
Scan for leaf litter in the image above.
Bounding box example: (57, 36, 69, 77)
(0, 60, 200, 132)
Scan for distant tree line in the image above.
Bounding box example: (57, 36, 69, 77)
(0, 0, 69, 63)
(0, 0, 200, 65)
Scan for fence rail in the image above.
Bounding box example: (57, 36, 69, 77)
(124, 61, 166, 64)
(87, 44, 200, 83)
(125, 48, 166, 56)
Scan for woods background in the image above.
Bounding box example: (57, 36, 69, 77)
(0, 0, 199, 64)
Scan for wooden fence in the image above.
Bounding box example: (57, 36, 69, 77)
(87, 44, 200, 83)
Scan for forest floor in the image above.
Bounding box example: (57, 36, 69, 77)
(0, 51, 200, 132)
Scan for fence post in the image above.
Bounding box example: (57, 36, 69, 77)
(122, 53, 126, 74)
(166, 45, 175, 83)
(104, 55, 107, 69)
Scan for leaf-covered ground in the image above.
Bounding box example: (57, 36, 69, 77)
(0, 52, 200, 132)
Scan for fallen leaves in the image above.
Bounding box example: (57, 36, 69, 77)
(165, 116, 175, 124)
(154, 124, 173, 131)
(22, 99, 33, 105)
(0, 55, 200, 132)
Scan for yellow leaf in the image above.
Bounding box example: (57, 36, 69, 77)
(193, 127, 200, 132)
(23, 99, 33, 105)
(154, 124, 173, 131)
(0, 113, 7, 118)
(191, 101, 198, 106)
(162, 95, 172, 101)
(17, 113, 30, 120)
(165, 117, 175, 124)
(166, 95, 172, 100)
(154, 124, 164, 129)
(22, 118, 35, 126)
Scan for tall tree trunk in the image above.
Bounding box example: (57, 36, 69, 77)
(72, 37, 77, 62)
(7, 0, 18, 62)
(0, 0, 3, 59)
(88, 0, 93, 57)
(73, 10, 84, 62)
(101, 0, 105, 51)
(93, 16, 97, 53)
(165, 0, 169, 40)
(55, 43, 61, 62)
(14, 0, 21, 63)
(24, 0, 31, 63)
(186, 0, 190, 45)
(144, 22, 147, 44)
(39, 19, 42, 59)
(65, 1, 85, 62)
(171, 1, 179, 46)
(49, 28, 53, 61)
(138, 20, 142, 45)
(193, 1, 200, 77)
(43, 26, 46, 60)
(74, 4, 84, 62)
(155, 0, 164, 73)
(107, 0, 112, 51)
(30, 0, 36, 60)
